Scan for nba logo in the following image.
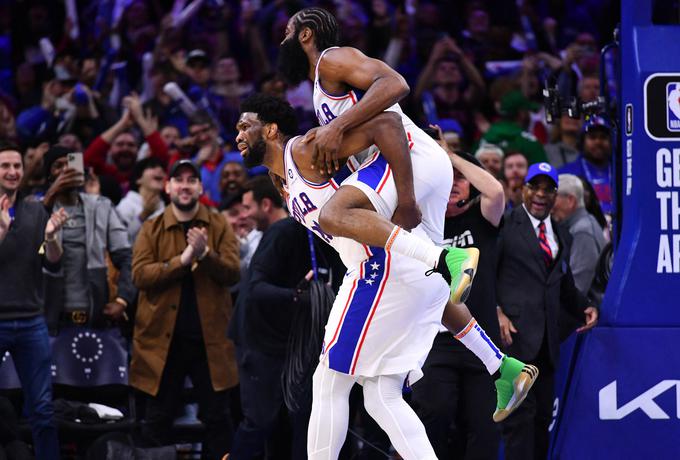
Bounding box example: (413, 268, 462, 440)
(666, 82, 680, 131)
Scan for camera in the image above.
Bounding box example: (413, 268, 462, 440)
(542, 84, 607, 124)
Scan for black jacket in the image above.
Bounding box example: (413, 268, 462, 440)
(228, 217, 343, 356)
(496, 206, 590, 367)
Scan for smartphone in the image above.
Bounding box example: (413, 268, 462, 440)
(67, 152, 84, 174)
(422, 127, 442, 141)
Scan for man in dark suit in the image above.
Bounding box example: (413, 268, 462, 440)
(496, 162, 598, 460)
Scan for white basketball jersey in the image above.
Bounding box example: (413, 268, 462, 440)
(283, 136, 370, 269)
(282, 135, 450, 379)
(312, 47, 421, 139)
(312, 47, 453, 246)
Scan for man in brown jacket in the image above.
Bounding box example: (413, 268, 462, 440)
(131, 159, 240, 459)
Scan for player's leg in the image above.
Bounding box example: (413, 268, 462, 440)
(319, 184, 478, 303)
(441, 300, 539, 423)
(361, 373, 437, 460)
(307, 364, 356, 460)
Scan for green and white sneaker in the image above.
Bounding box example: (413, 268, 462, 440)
(493, 356, 539, 422)
(431, 247, 479, 304)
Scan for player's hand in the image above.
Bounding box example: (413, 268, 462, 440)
(391, 202, 422, 231)
(576, 306, 599, 333)
(497, 307, 517, 347)
(300, 127, 319, 143)
(310, 124, 343, 174)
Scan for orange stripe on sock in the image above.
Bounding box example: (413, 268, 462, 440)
(454, 319, 477, 340)
(385, 226, 401, 252)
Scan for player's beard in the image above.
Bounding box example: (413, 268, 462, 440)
(243, 138, 267, 168)
(277, 36, 310, 87)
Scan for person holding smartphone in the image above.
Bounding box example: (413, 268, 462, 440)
(41, 145, 136, 332)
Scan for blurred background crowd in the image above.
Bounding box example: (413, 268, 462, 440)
(1, 0, 618, 217)
(0, 0, 620, 459)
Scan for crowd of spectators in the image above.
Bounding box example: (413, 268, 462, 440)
(0, 0, 619, 458)
(1, 0, 618, 221)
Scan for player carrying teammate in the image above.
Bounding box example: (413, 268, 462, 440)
(235, 94, 538, 460)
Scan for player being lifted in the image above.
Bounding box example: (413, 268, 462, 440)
(278, 7, 481, 303)
(235, 94, 538, 460)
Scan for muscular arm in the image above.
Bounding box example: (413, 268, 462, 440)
(313, 49, 416, 220)
(296, 112, 416, 205)
(318, 47, 409, 134)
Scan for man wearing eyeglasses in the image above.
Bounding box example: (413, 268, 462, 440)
(495, 162, 598, 460)
(131, 160, 240, 459)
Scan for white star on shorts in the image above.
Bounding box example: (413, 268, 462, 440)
(365, 279, 375, 285)
(370, 262, 380, 271)
(370, 273, 378, 279)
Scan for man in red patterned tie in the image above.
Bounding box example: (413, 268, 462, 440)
(495, 162, 598, 460)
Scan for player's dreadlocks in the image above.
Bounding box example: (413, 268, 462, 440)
(293, 7, 339, 51)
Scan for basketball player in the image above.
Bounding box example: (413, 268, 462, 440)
(277, 7, 489, 304)
(279, 8, 452, 241)
(235, 94, 538, 460)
